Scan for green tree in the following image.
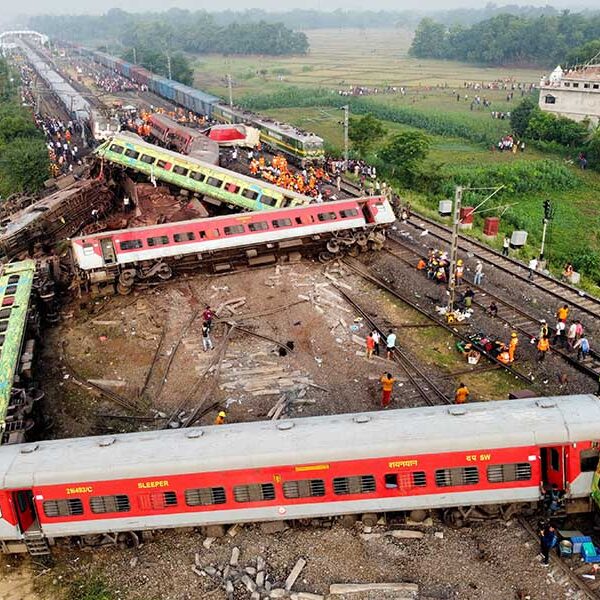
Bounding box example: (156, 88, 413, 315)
(409, 18, 448, 58)
(0, 138, 50, 197)
(510, 97, 537, 137)
(348, 114, 387, 158)
(379, 131, 432, 184)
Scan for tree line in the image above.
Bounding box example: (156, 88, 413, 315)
(29, 10, 309, 57)
(409, 11, 600, 66)
(0, 59, 49, 199)
(29, 6, 588, 34)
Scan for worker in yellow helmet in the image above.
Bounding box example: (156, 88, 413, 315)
(215, 411, 227, 425)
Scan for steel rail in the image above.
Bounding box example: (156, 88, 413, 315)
(341, 257, 534, 385)
(384, 237, 600, 383)
(332, 286, 451, 406)
(518, 517, 600, 599)
(340, 177, 600, 320)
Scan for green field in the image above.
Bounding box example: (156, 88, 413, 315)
(193, 29, 542, 98)
(192, 29, 600, 293)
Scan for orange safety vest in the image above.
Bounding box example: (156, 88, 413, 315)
(455, 387, 469, 404)
(537, 338, 550, 352)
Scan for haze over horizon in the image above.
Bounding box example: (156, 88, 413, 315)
(2, 0, 599, 20)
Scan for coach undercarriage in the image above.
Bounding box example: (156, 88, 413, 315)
(80, 228, 387, 296)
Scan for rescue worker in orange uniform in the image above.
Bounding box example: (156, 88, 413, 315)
(215, 411, 227, 425)
(454, 383, 470, 404)
(537, 335, 550, 362)
(508, 332, 518, 363)
(556, 304, 569, 323)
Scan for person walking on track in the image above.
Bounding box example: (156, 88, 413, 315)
(385, 329, 397, 360)
(380, 372, 397, 408)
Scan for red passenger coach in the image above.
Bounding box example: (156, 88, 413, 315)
(70, 197, 395, 293)
(0, 396, 598, 554)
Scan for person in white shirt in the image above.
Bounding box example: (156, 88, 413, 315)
(528, 256, 538, 281)
(371, 329, 381, 357)
(385, 329, 397, 360)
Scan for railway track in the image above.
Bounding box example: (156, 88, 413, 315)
(340, 178, 600, 321)
(518, 517, 600, 599)
(341, 256, 534, 387)
(385, 236, 600, 383)
(333, 286, 451, 407)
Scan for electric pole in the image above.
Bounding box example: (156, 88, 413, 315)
(167, 53, 172, 80)
(132, 47, 136, 65)
(446, 186, 463, 318)
(227, 74, 233, 107)
(342, 104, 349, 163)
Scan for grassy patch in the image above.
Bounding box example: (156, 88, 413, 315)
(67, 576, 113, 600)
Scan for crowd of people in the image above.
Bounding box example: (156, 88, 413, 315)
(18, 63, 83, 177)
(496, 134, 525, 153)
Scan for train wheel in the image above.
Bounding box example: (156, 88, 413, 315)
(318, 251, 336, 264)
(117, 531, 140, 550)
(326, 239, 341, 254)
(362, 513, 378, 528)
(356, 233, 368, 247)
(117, 283, 133, 296)
(156, 263, 173, 280)
(347, 245, 361, 258)
(340, 514, 359, 528)
(119, 269, 136, 287)
(443, 509, 465, 529)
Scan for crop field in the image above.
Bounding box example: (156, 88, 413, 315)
(193, 28, 542, 98)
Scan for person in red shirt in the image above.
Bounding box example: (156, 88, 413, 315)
(366, 334, 375, 359)
(202, 306, 214, 329)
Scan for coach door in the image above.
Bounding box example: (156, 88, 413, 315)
(541, 446, 566, 490)
(100, 238, 117, 265)
(12, 490, 38, 533)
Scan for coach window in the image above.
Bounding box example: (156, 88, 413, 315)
(384, 474, 399, 489)
(147, 236, 169, 247)
(189, 171, 205, 182)
(272, 218, 292, 229)
(594, 84, 600, 90)
(283, 479, 325, 499)
(5, 285, 17, 295)
(249, 222, 268, 232)
(317, 212, 337, 222)
(140, 154, 155, 164)
(138, 492, 178, 510)
(262, 196, 277, 207)
(7, 275, 19, 284)
(340, 209, 359, 218)
(580, 449, 600, 472)
(207, 177, 223, 188)
(157, 160, 170, 170)
(224, 225, 245, 236)
(412, 471, 427, 487)
(89, 494, 131, 514)
(241, 189, 259, 200)
(43, 499, 84, 518)
(173, 165, 189, 177)
(109, 144, 124, 153)
(82, 243, 94, 256)
(487, 463, 532, 483)
(333, 475, 376, 495)
(226, 183, 240, 194)
(185, 486, 226, 506)
(123, 149, 140, 159)
(174, 232, 195, 243)
(435, 467, 479, 487)
(119, 239, 143, 251)
(233, 483, 276, 503)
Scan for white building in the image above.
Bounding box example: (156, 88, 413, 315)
(539, 64, 600, 126)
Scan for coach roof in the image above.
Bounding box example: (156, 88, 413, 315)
(1, 396, 599, 489)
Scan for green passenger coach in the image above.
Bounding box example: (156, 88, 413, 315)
(95, 133, 312, 212)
